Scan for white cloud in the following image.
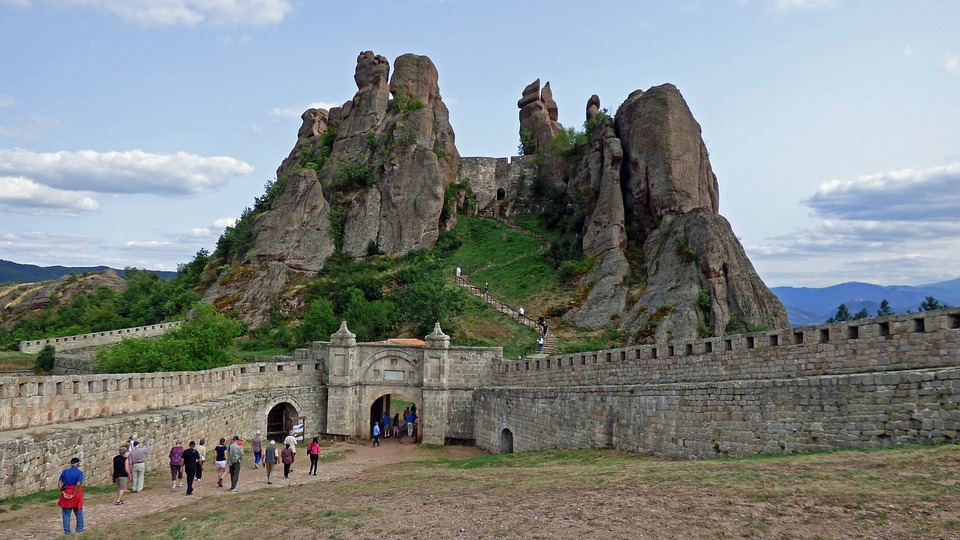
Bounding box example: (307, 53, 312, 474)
(13, 0, 293, 26)
(903, 44, 914, 56)
(807, 163, 960, 221)
(0, 148, 253, 197)
(270, 101, 341, 118)
(0, 176, 99, 215)
(945, 54, 960, 75)
(213, 217, 237, 228)
(189, 227, 211, 237)
(750, 162, 960, 286)
(0, 94, 15, 108)
(770, 0, 839, 13)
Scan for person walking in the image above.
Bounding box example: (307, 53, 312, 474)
(58, 457, 84, 534)
(537, 335, 544, 353)
(196, 438, 206, 481)
(307, 437, 321, 475)
(455, 266, 461, 278)
(281, 443, 294, 478)
(214, 438, 228, 488)
(264, 440, 278, 484)
(169, 440, 184, 490)
(112, 447, 130, 505)
(283, 430, 298, 471)
(227, 435, 244, 492)
(251, 431, 263, 469)
(392, 413, 400, 439)
(372, 422, 381, 447)
(182, 441, 202, 495)
(128, 440, 148, 493)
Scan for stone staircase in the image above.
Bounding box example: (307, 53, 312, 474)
(452, 277, 557, 357)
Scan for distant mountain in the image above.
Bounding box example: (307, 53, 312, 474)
(0, 259, 176, 284)
(772, 279, 960, 326)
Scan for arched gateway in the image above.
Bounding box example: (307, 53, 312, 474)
(320, 321, 498, 446)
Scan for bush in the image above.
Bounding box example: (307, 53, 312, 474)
(93, 303, 244, 373)
(34, 345, 55, 373)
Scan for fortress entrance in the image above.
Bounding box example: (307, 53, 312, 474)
(369, 392, 420, 442)
(267, 402, 298, 443)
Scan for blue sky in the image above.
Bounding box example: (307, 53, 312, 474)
(1, 0, 958, 287)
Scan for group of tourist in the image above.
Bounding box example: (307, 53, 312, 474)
(373, 406, 418, 446)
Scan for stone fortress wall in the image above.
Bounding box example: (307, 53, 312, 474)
(475, 309, 960, 458)
(0, 345, 327, 499)
(19, 321, 183, 354)
(4, 309, 960, 498)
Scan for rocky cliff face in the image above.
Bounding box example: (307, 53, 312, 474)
(552, 84, 788, 342)
(204, 50, 785, 340)
(203, 51, 460, 326)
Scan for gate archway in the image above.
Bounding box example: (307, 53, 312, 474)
(368, 390, 420, 442)
(500, 428, 514, 454)
(266, 402, 298, 443)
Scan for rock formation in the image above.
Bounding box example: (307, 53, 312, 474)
(204, 51, 460, 326)
(518, 79, 564, 154)
(203, 50, 786, 340)
(559, 84, 788, 341)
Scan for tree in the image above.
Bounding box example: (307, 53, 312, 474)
(34, 345, 56, 373)
(827, 303, 851, 323)
(919, 296, 949, 311)
(877, 299, 893, 317)
(93, 303, 244, 373)
(852, 308, 869, 320)
(295, 298, 339, 346)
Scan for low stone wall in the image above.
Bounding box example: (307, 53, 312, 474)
(0, 349, 324, 431)
(0, 386, 326, 499)
(493, 309, 960, 386)
(476, 366, 960, 458)
(19, 321, 183, 354)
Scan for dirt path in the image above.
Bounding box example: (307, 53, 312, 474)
(1, 437, 484, 538)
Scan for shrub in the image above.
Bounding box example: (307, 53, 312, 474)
(34, 345, 55, 373)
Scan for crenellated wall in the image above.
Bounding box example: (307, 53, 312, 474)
(0, 386, 326, 499)
(0, 347, 325, 432)
(476, 309, 960, 458)
(19, 321, 183, 353)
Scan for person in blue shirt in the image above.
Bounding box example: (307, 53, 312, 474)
(372, 422, 381, 447)
(58, 457, 84, 534)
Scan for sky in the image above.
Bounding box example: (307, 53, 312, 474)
(0, 0, 958, 288)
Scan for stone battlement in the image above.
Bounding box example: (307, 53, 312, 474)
(19, 321, 183, 353)
(0, 347, 323, 432)
(493, 308, 960, 386)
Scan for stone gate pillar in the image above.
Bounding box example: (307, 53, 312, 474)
(325, 321, 359, 437)
(422, 322, 450, 445)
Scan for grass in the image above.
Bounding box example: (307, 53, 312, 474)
(16, 444, 959, 539)
(0, 350, 34, 372)
(228, 347, 293, 359)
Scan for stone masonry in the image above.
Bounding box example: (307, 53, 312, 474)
(475, 309, 960, 458)
(3, 309, 960, 498)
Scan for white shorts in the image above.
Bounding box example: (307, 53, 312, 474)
(215, 460, 228, 468)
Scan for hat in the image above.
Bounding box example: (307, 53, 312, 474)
(269, 440, 275, 445)
(256, 430, 261, 434)
(70, 457, 80, 464)
(232, 435, 240, 440)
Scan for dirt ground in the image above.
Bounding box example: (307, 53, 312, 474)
(0, 436, 475, 539)
(3, 439, 958, 539)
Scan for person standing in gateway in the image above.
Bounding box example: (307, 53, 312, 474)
(58, 457, 84, 534)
